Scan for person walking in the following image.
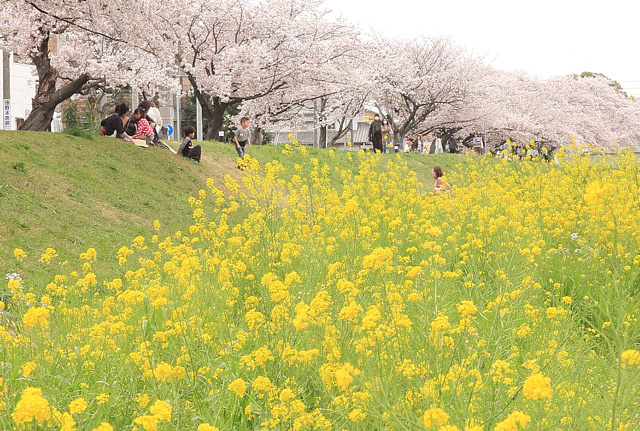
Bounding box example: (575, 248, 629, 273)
(234, 117, 252, 167)
(473, 133, 484, 155)
(425, 132, 434, 154)
(434, 135, 443, 154)
(416, 134, 424, 153)
(381, 118, 392, 153)
(368, 114, 383, 153)
(447, 135, 457, 154)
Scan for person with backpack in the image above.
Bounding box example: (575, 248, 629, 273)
(100, 103, 132, 141)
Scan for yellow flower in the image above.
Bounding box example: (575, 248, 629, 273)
(11, 387, 51, 426)
(21, 361, 37, 378)
(14, 248, 26, 261)
(621, 350, 640, 368)
(91, 422, 113, 431)
(198, 424, 220, 431)
(134, 415, 158, 431)
(252, 376, 274, 393)
(522, 373, 553, 400)
(335, 363, 359, 391)
(495, 411, 530, 431)
(423, 407, 449, 428)
(149, 400, 172, 421)
(52, 409, 75, 431)
(22, 306, 50, 329)
(69, 397, 88, 414)
(153, 361, 174, 381)
(228, 378, 247, 396)
(456, 300, 478, 318)
(39, 247, 58, 264)
(96, 393, 109, 405)
(135, 393, 150, 409)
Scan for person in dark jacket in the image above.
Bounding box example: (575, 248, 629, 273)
(101, 103, 132, 141)
(177, 126, 202, 162)
(447, 136, 457, 154)
(368, 114, 383, 153)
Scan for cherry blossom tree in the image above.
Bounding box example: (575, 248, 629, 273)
(464, 70, 640, 152)
(363, 36, 479, 144)
(0, 0, 175, 131)
(168, 0, 362, 140)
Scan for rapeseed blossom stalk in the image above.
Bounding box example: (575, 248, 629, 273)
(3, 143, 640, 430)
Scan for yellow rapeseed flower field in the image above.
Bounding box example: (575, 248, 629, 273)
(2, 141, 640, 430)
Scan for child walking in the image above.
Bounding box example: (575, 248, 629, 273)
(234, 117, 252, 167)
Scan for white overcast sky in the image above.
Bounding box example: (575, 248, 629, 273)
(322, 0, 640, 96)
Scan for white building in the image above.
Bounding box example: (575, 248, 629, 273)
(1, 50, 38, 130)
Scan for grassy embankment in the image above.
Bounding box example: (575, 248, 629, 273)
(0, 130, 460, 283)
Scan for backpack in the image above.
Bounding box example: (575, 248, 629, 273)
(124, 118, 138, 136)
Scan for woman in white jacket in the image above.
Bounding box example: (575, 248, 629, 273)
(147, 102, 164, 137)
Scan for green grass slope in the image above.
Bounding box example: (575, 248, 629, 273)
(0, 130, 462, 282)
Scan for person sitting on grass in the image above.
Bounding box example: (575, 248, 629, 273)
(177, 126, 202, 163)
(137, 100, 160, 145)
(100, 103, 132, 142)
(432, 165, 452, 195)
(131, 108, 155, 145)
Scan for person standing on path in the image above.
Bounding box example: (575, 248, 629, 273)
(473, 133, 484, 155)
(447, 135, 457, 153)
(381, 118, 392, 153)
(368, 114, 383, 153)
(434, 134, 443, 154)
(234, 117, 253, 166)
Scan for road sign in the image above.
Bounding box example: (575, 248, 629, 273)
(4, 99, 10, 130)
(167, 124, 174, 136)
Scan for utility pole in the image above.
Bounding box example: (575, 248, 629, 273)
(3, 51, 11, 130)
(313, 99, 318, 148)
(131, 92, 139, 111)
(483, 120, 487, 156)
(196, 95, 203, 142)
(175, 92, 181, 140)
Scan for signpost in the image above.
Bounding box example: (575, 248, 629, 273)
(3, 99, 10, 130)
(167, 124, 174, 137)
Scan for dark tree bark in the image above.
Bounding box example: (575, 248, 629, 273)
(328, 118, 352, 147)
(251, 127, 263, 145)
(20, 34, 90, 131)
(187, 73, 238, 141)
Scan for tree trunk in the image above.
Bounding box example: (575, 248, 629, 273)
(187, 73, 225, 141)
(20, 34, 90, 132)
(328, 119, 352, 147)
(251, 127, 263, 145)
(319, 126, 327, 148)
(204, 106, 225, 141)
